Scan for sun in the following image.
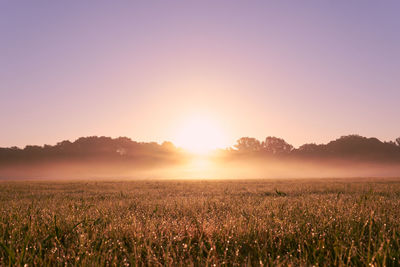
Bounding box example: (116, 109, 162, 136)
(174, 115, 226, 154)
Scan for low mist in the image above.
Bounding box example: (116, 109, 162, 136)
(1, 156, 400, 180)
(1, 135, 400, 179)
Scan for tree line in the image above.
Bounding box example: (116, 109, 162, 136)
(1, 135, 400, 166)
(231, 135, 400, 162)
(0, 136, 183, 166)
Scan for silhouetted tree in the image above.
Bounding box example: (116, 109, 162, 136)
(262, 137, 293, 155)
(298, 143, 318, 152)
(322, 135, 400, 161)
(234, 137, 261, 152)
(2, 135, 400, 172)
(0, 136, 186, 167)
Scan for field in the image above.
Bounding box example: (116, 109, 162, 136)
(1, 178, 400, 266)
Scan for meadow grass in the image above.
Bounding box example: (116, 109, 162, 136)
(0, 178, 400, 266)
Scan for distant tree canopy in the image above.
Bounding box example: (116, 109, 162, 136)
(234, 137, 262, 152)
(263, 137, 293, 154)
(0, 136, 184, 166)
(233, 136, 293, 154)
(1, 135, 400, 167)
(297, 143, 323, 154)
(232, 135, 400, 162)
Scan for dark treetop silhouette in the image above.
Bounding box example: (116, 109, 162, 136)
(1, 135, 400, 164)
(1, 135, 400, 178)
(231, 135, 400, 162)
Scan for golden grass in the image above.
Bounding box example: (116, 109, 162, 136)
(1, 178, 400, 266)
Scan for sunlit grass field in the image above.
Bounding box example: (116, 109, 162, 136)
(1, 178, 400, 266)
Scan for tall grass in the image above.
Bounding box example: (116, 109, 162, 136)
(1, 178, 400, 266)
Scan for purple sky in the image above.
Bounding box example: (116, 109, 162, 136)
(1, 1, 399, 148)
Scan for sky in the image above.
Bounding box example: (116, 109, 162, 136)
(1, 1, 399, 149)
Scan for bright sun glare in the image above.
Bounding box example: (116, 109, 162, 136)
(174, 115, 226, 154)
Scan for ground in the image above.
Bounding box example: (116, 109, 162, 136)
(1, 178, 400, 266)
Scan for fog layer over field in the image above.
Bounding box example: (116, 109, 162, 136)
(1, 135, 400, 179)
(1, 156, 400, 180)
